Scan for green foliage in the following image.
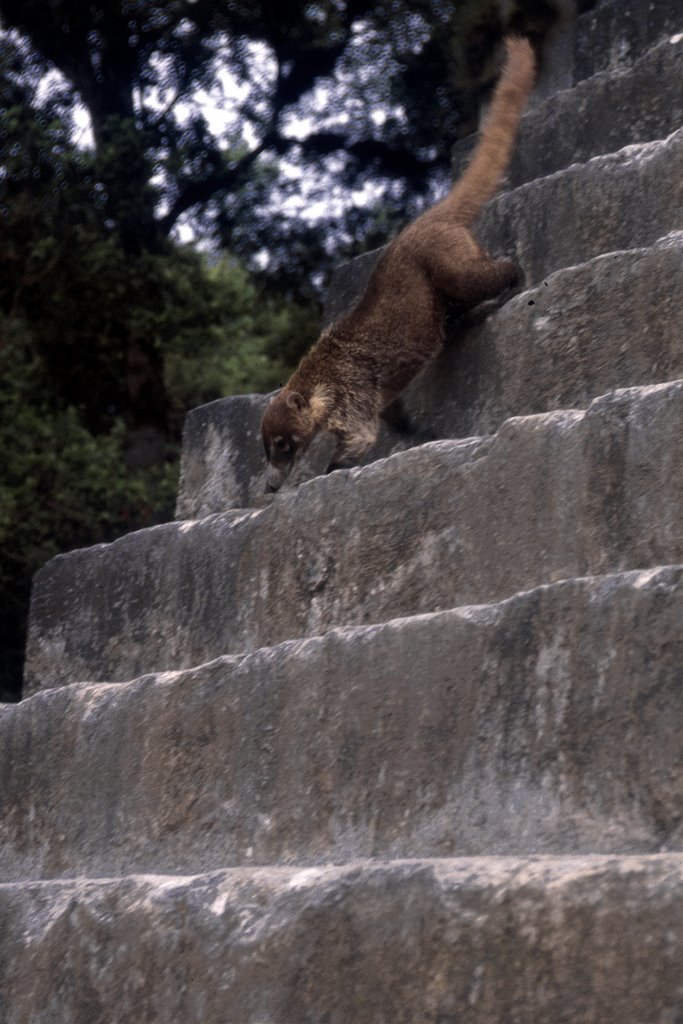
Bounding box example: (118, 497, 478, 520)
(0, 334, 179, 700)
(0, 59, 320, 699)
(164, 257, 318, 417)
(0, 242, 316, 699)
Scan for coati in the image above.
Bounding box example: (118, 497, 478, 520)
(262, 35, 535, 493)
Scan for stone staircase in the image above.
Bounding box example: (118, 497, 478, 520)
(3, 2, 683, 1020)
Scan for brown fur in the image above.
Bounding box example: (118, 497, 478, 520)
(262, 36, 535, 492)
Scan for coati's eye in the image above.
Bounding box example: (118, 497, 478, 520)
(274, 437, 291, 453)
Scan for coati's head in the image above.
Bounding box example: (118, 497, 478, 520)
(261, 388, 322, 493)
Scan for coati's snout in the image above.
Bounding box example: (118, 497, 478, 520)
(261, 390, 317, 493)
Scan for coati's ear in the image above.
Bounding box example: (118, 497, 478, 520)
(287, 391, 306, 412)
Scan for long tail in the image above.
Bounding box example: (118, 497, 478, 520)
(444, 36, 535, 226)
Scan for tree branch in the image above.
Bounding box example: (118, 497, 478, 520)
(158, 140, 276, 232)
(299, 131, 437, 181)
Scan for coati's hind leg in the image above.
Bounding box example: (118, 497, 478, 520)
(453, 256, 521, 306)
(428, 247, 521, 306)
(415, 222, 522, 307)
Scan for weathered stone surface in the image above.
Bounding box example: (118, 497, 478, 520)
(2, 857, 683, 1024)
(5, 568, 683, 880)
(176, 392, 272, 518)
(177, 233, 683, 516)
(573, 0, 683, 83)
(478, 125, 683, 285)
(176, 393, 358, 516)
(322, 248, 382, 325)
(24, 380, 683, 691)
(506, 33, 683, 188)
(401, 231, 683, 440)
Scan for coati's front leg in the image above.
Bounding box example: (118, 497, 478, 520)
(381, 397, 437, 446)
(325, 416, 380, 473)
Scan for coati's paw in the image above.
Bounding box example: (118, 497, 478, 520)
(380, 398, 413, 436)
(497, 261, 528, 302)
(500, 258, 523, 288)
(325, 460, 353, 475)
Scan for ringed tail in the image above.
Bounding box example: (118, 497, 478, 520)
(445, 35, 536, 226)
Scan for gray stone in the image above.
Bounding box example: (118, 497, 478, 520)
(176, 233, 683, 516)
(2, 857, 683, 1024)
(478, 126, 683, 285)
(322, 248, 382, 325)
(176, 392, 272, 519)
(23, 380, 683, 691)
(507, 34, 683, 188)
(5, 568, 683, 880)
(573, 0, 683, 83)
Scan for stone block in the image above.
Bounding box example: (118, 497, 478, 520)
(2, 858, 683, 1023)
(573, 0, 683, 83)
(24, 380, 683, 691)
(478, 126, 683, 284)
(5, 568, 683, 879)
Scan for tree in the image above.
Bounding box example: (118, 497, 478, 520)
(0, 23, 320, 699)
(0, 2, 480, 262)
(0, 90, 318, 700)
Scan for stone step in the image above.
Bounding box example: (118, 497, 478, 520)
(452, 33, 683, 191)
(179, 232, 683, 516)
(5, 568, 683, 880)
(334, 124, 683, 328)
(513, 32, 683, 187)
(573, 0, 682, 85)
(478, 124, 683, 287)
(25, 379, 683, 692)
(2, 857, 683, 1023)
